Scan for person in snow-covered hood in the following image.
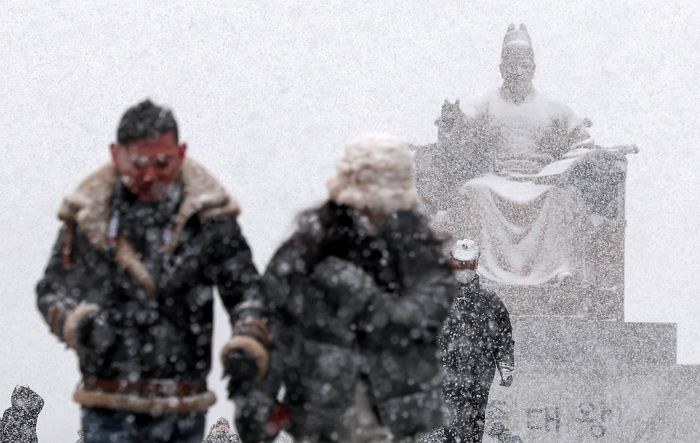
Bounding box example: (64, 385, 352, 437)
(0, 385, 44, 443)
(252, 133, 456, 442)
(440, 239, 515, 443)
(203, 417, 242, 443)
(36, 99, 270, 443)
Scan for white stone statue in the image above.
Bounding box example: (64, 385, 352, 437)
(428, 24, 634, 286)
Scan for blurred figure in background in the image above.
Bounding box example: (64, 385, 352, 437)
(255, 133, 455, 442)
(440, 239, 515, 442)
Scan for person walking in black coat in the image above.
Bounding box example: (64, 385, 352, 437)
(252, 133, 456, 442)
(440, 239, 515, 443)
(36, 100, 269, 443)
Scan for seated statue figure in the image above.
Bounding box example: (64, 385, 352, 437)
(427, 24, 635, 287)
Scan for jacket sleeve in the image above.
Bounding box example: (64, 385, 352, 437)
(368, 218, 457, 342)
(261, 225, 328, 360)
(236, 234, 316, 441)
(36, 224, 96, 349)
(492, 295, 515, 367)
(203, 216, 264, 323)
(199, 215, 272, 375)
(391, 259, 455, 337)
(437, 299, 463, 373)
(261, 222, 320, 317)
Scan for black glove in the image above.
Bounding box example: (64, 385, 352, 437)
(312, 256, 376, 311)
(76, 311, 115, 353)
(76, 315, 96, 349)
(224, 348, 260, 398)
(235, 389, 287, 443)
(361, 291, 393, 332)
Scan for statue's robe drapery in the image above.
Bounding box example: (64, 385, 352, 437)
(441, 89, 594, 285)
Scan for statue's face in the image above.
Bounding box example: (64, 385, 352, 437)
(500, 46, 535, 86)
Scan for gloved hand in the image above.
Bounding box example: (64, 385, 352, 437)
(498, 363, 514, 387)
(223, 348, 261, 398)
(76, 314, 95, 349)
(361, 291, 394, 332)
(75, 309, 115, 354)
(235, 389, 289, 443)
(312, 256, 376, 312)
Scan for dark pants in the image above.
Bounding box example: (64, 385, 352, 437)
(444, 382, 491, 443)
(81, 407, 205, 443)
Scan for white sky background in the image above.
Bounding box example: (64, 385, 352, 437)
(1, 1, 698, 440)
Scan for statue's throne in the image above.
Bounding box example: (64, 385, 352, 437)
(414, 100, 638, 320)
(412, 102, 700, 442)
(487, 145, 638, 321)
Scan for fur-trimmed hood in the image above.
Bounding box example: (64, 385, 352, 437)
(328, 133, 420, 214)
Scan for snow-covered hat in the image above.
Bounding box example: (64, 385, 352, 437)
(450, 239, 480, 262)
(328, 133, 420, 213)
(502, 23, 534, 58)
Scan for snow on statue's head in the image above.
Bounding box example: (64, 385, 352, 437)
(328, 133, 420, 215)
(500, 23, 536, 88)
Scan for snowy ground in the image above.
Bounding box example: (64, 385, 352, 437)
(1, 1, 698, 441)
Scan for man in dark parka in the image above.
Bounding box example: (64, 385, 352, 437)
(440, 239, 515, 442)
(36, 100, 269, 442)
(258, 133, 456, 442)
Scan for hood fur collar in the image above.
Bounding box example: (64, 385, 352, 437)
(57, 159, 239, 297)
(58, 158, 239, 250)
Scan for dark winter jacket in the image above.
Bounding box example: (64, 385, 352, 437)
(262, 201, 456, 441)
(440, 276, 514, 394)
(36, 159, 264, 415)
(0, 386, 43, 443)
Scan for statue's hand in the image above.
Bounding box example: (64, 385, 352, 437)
(536, 118, 572, 159)
(497, 158, 543, 176)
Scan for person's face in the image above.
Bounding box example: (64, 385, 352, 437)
(499, 47, 535, 86)
(355, 207, 390, 234)
(110, 132, 186, 201)
(449, 257, 478, 271)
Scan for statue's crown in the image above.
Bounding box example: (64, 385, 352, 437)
(503, 23, 532, 49)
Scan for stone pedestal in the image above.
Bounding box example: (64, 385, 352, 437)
(493, 285, 624, 321)
(482, 309, 700, 442)
(412, 106, 699, 441)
